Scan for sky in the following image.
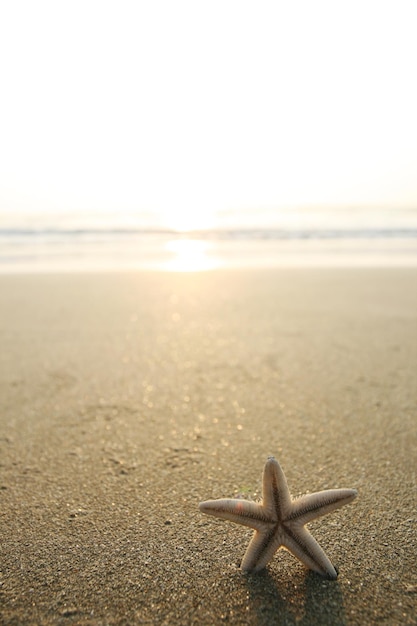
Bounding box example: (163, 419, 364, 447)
(1, 0, 416, 231)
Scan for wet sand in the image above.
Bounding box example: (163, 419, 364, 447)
(1, 269, 416, 624)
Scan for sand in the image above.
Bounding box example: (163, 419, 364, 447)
(0, 269, 416, 625)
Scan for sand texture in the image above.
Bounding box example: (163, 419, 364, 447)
(1, 269, 416, 625)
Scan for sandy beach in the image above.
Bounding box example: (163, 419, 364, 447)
(0, 268, 416, 625)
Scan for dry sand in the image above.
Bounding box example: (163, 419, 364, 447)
(0, 269, 416, 625)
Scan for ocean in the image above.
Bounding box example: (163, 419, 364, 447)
(1, 209, 417, 272)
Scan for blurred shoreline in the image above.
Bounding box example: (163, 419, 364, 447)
(1, 225, 417, 272)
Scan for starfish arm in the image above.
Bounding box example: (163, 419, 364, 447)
(282, 525, 338, 579)
(288, 489, 357, 525)
(261, 457, 292, 520)
(199, 498, 268, 530)
(240, 527, 282, 573)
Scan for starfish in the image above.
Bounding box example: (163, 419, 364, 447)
(199, 456, 357, 578)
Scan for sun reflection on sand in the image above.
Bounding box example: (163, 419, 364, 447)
(164, 239, 219, 272)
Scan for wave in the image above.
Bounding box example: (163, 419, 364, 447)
(1, 226, 417, 241)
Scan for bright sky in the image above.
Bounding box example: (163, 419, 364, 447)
(1, 0, 416, 230)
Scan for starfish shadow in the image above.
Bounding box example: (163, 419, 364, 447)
(244, 568, 347, 626)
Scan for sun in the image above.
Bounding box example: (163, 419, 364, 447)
(164, 239, 219, 272)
